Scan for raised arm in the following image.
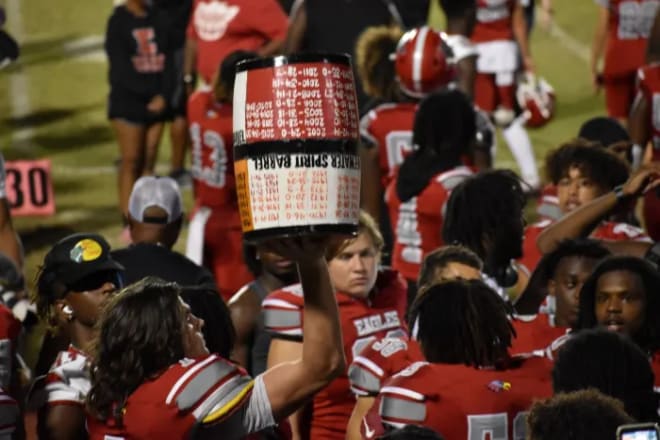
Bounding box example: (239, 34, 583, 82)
(537, 165, 660, 254)
(260, 237, 345, 420)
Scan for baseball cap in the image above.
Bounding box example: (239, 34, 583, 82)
(578, 117, 630, 147)
(42, 233, 124, 288)
(128, 176, 183, 224)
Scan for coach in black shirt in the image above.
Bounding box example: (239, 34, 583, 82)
(111, 176, 217, 289)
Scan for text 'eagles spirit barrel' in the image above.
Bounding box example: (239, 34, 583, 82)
(233, 54, 360, 242)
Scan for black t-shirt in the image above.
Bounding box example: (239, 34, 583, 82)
(302, 0, 429, 108)
(111, 243, 217, 289)
(104, 5, 173, 100)
(153, 0, 192, 49)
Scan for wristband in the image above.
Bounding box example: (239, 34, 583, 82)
(612, 184, 627, 203)
(183, 74, 195, 85)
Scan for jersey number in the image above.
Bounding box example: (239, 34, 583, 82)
(190, 122, 228, 188)
(384, 131, 414, 171)
(351, 329, 408, 360)
(617, 0, 660, 39)
(395, 197, 423, 264)
(467, 412, 527, 440)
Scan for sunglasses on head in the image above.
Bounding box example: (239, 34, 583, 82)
(67, 270, 123, 293)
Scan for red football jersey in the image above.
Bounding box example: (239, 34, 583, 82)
(263, 270, 408, 439)
(29, 346, 91, 408)
(510, 314, 569, 356)
(349, 337, 424, 397)
(87, 354, 254, 439)
(365, 357, 553, 439)
(471, 0, 516, 43)
(638, 63, 660, 158)
(598, 0, 659, 77)
(186, 0, 288, 84)
(187, 90, 239, 214)
(360, 102, 418, 189)
(386, 166, 474, 282)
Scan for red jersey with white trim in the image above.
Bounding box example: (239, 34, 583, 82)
(360, 102, 417, 189)
(0, 387, 18, 438)
(187, 90, 239, 216)
(87, 354, 254, 439)
(263, 270, 408, 440)
(31, 346, 91, 408)
(364, 357, 552, 439)
(349, 337, 424, 397)
(637, 63, 660, 157)
(597, 0, 660, 78)
(510, 314, 569, 356)
(519, 219, 650, 273)
(386, 166, 474, 282)
(471, 0, 516, 43)
(186, 0, 288, 84)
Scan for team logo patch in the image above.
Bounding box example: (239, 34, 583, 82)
(69, 239, 103, 263)
(487, 380, 511, 393)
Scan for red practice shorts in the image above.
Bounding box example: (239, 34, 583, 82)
(603, 72, 636, 119)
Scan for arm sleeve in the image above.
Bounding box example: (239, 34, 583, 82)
(241, 374, 276, 433)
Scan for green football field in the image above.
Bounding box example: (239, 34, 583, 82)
(0, 0, 604, 314)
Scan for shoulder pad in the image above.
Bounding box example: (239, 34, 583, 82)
(261, 292, 303, 338)
(435, 166, 473, 190)
(379, 376, 428, 424)
(165, 355, 253, 423)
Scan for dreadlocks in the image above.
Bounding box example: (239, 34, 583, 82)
(409, 279, 515, 367)
(442, 169, 525, 270)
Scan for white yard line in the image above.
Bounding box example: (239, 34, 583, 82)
(62, 35, 106, 62)
(536, 6, 590, 64)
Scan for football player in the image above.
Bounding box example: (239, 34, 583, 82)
(443, 169, 528, 297)
(471, 0, 540, 189)
(364, 280, 552, 439)
(30, 233, 124, 439)
(229, 243, 298, 376)
(591, 0, 660, 125)
(346, 245, 483, 440)
(576, 256, 660, 389)
(264, 211, 408, 440)
(629, 61, 660, 239)
(523, 139, 646, 273)
(86, 235, 345, 439)
(535, 159, 656, 260)
(185, 50, 257, 302)
(511, 239, 611, 355)
(386, 89, 475, 304)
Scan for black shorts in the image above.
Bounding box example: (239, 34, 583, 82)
(108, 90, 168, 125)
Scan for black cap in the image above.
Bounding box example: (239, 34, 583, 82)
(42, 233, 124, 287)
(578, 116, 630, 147)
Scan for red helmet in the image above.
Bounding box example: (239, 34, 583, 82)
(394, 27, 451, 98)
(516, 73, 556, 128)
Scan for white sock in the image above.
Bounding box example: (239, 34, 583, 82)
(502, 117, 539, 188)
